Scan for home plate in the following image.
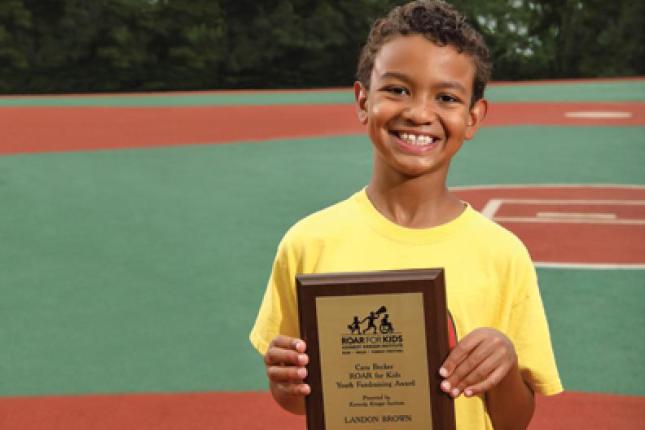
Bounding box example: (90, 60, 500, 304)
(565, 111, 633, 119)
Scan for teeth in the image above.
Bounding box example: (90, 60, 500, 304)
(398, 132, 434, 146)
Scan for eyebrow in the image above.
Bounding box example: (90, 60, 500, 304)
(380, 72, 467, 94)
(380, 71, 413, 83)
(435, 81, 467, 93)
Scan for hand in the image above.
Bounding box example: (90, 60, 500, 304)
(264, 335, 311, 398)
(439, 328, 517, 399)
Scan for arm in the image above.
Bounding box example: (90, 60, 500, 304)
(264, 335, 310, 415)
(439, 328, 534, 430)
(486, 361, 534, 430)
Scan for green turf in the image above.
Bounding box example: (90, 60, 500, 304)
(0, 125, 643, 396)
(0, 80, 643, 107)
(539, 269, 645, 396)
(0, 138, 368, 396)
(449, 126, 645, 186)
(486, 80, 645, 103)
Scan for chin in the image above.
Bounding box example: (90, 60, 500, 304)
(393, 163, 438, 178)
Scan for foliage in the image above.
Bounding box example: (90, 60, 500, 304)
(0, 0, 642, 93)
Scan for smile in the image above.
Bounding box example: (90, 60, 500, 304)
(392, 131, 438, 147)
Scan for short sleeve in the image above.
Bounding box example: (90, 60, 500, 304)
(507, 258, 563, 396)
(249, 240, 300, 355)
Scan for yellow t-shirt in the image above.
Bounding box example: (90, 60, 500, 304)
(250, 189, 563, 429)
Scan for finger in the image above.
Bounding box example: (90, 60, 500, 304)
(462, 365, 511, 397)
(269, 335, 307, 353)
(440, 340, 495, 397)
(267, 364, 308, 383)
(264, 346, 309, 367)
(453, 347, 506, 393)
(275, 381, 312, 397)
(439, 332, 485, 378)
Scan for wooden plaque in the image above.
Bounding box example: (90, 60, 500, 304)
(297, 268, 455, 430)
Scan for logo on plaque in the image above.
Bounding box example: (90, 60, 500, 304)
(342, 305, 404, 355)
(347, 305, 395, 334)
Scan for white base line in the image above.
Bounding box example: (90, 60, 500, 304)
(451, 184, 645, 190)
(565, 111, 633, 119)
(494, 216, 645, 225)
(489, 199, 645, 205)
(481, 198, 502, 219)
(480, 198, 645, 224)
(536, 212, 616, 220)
(535, 262, 645, 270)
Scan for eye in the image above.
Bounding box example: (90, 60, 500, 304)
(437, 94, 461, 104)
(383, 86, 410, 96)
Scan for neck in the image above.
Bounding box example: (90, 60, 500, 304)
(366, 161, 464, 229)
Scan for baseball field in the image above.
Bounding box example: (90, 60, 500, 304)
(1, 78, 644, 429)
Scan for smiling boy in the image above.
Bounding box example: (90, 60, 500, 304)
(250, 1, 562, 429)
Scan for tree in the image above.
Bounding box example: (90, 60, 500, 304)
(0, 0, 32, 92)
(0, 0, 642, 93)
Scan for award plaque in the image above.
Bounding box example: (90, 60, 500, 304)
(297, 268, 455, 430)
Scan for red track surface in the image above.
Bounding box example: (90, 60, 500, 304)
(454, 186, 645, 265)
(1, 102, 643, 155)
(1, 391, 642, 430)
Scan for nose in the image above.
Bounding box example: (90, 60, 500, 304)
(403, 97, 436, 125)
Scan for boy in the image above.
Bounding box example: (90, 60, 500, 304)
(250, 1, 562, 428)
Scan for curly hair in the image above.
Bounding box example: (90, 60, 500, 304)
(357, 0, 491, 103)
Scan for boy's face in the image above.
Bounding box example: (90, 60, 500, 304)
(355, 35, 487, 178)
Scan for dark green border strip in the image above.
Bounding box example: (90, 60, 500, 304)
(0, 80, 643, 107)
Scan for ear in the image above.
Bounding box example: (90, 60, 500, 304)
(464, 98, 488, 140)
(354, 81, 369, 125)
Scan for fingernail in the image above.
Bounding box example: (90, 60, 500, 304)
(440, 381, 451, 391)
(298, 354, 308, 365)
(439, 367, 448, 377)
(297, 367, 307, 379)
(464, 389, 473, 397)
(302, 384, 311, 395)
(451, 388, 460, 398)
